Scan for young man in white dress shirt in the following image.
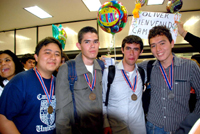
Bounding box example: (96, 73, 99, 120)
(103, 35, 146, 134)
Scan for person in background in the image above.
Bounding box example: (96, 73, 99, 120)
(103, 35, 146, 134)
(0, 37, 62, 134)
(177, 21, 200, 52)
(53, 52, 69, 77)
(21, 53, 35, 70)
(0, 50, 24, 96)
(138, 25, 200, 133)
(56, 26, 103, 134)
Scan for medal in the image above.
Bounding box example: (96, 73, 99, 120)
(131, 94, 137, 101)
(34, 67, 54, 114)
(48, 105, 53, 114)
(84, 70, 96, 100)
(159, 57, 174, 99)
(121, 70, 138, 101)
(89, 92, 96, 100)
(168, 92, 175, 99)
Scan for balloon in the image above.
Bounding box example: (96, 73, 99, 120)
(136, 0, 146, 7)
(166, 0, 183, 13)
(97, 0, 128, 35)
(52, 24, 67, 49)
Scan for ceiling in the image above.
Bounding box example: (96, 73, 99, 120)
(1, 0, 200, 32)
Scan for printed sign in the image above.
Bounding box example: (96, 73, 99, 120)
(128, 11, 181, 42)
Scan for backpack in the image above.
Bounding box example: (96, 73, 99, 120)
(105, 60, 155, 116)
(66, 59, 104, 128)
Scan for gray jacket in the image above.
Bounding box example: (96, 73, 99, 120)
(56, 53, 103, 134)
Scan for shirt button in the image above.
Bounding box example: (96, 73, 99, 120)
(163, 107, 166, 109)
(164, 116, 166, 118)
(163, 88, 165, 90)
(163, 98, 165, 100)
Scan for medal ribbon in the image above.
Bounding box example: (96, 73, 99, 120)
(84, 70, 96, 92)
(159, 57, 174, 91)
(121, 70, 138, 93)
(34, 67, 54, 104)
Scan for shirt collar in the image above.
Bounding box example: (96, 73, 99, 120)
(116, 60, 138, 72)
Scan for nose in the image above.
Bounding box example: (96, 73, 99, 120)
(1, 60, 6, 66)
(90, 42, 95, 48)
(156, 45, 161, 52)
(130, 49, 134, 55)
(50, 53, 56, 60)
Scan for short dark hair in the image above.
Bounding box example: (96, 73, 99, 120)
(78, 26, 98, 44)
(35, 37, 62, 56)
(21, 53, 35, 64)
(121, 35, 143, 52)
(62, 52, 69, 62)
(191, 54, 200, 64)
(0, 50, 24, 75)
(148, 25, 173, 45)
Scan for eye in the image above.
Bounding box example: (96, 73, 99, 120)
(94, 40, 99, 44)
(45, 51, 50, 54)
(5, 59, 11, 62)
(151, 44, 155, 48)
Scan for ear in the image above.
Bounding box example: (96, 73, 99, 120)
(171, 40, 174, 48)
(140, 50, 143, 55)
(34, 54, 38, 62)
(121, 47, 124, 54)
(76, 43, 81, 50)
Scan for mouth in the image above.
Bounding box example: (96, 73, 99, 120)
(90, 50, 96, 53)
(1, 68, 9, 72)
(157, 53, 164, 56)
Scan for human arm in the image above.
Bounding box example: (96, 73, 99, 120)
(177, 21, 200, 52)
(102, 69, 112, 134)
(55, 64, 73, 134)
(0, 114, 20, 134)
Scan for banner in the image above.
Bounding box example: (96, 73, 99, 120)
(128, 11, 181, 43)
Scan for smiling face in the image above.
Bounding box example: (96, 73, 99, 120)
(0, 53, 15, 80)
(76, 32, 99, 65)
(34, 43, 61, 78)
(150, 35, 174, 67)
(122, 43, 142, 72)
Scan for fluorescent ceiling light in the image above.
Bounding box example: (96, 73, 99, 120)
(24, 6, 52, 19)
(82, 0, 101, 11)
(184, 16, 200, 26)
(147, 0, 165, 5)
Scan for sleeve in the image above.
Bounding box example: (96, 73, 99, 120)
(185, 32, 200, 53)
(55, 63, 73, 134)
(190, 60, 200, 113)
(0, 79, 24, 120)
(102, 68, 110, 128)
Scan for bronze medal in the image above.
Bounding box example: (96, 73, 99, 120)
(89, 92, 96, 100)
(131, 94, 137, 101)
(48, 105, 53, 114)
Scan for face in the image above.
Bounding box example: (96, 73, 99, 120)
(24, 59, 35, 70)
(0, 54, 15, 80)
(150, 35, 174, 66)
(76, 32, 99, 65)
(34, 43, 61, 78)
(121, 43, 142, 70)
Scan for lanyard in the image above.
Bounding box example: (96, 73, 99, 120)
(159, 58, 174, 91)
(121, 70, 138, 93)
(84, 70, 96, 92)
(34, 67, 54, 104)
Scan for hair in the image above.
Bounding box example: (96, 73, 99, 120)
(191, 54, 200, 65)
(0, 50, 24, 87)
(62, 52, 69, 62)
(35, 37, 62, 56)
(21, 53, 35, 64)
(78, 26, 98, 44)
(148, 25, 173, 45)
(121, 35, 144, 52)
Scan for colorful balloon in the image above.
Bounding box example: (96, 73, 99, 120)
(166, 0, 183, 13)
(97, 0, 128, 35)
(52, 24, 67, 50)
(136, 0, 146, 7)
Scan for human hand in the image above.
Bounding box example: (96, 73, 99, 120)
(176, 21, 187, 38)
(104, 127, 112, 134)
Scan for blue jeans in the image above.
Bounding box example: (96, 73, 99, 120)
(146, 121, 172, 134)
